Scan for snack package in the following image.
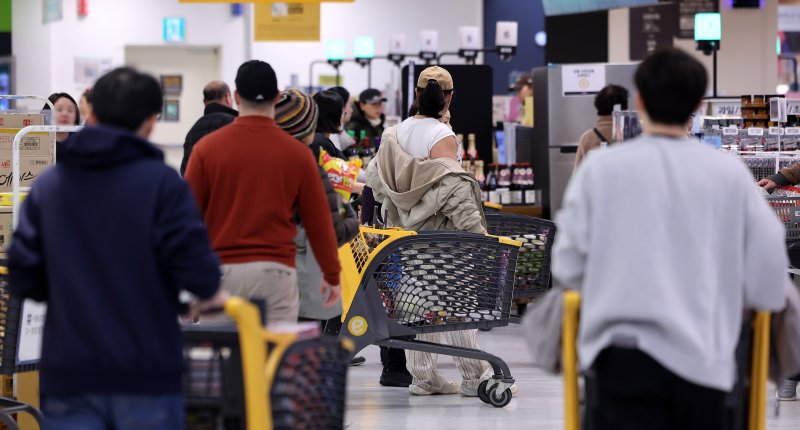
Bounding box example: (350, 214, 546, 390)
(319, 149, 361, 202)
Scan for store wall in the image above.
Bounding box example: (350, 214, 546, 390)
(13, 0, 481, 118)
(13, 0, 246, 103)
(482, 0, 546, 95)
(251, 0, 483, 108)
(608, 0, 779, 96)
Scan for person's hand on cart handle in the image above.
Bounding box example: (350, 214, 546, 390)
(321, 280, 341, 308)
(184, 289, 230, 321)
(757, 178, 778, 193)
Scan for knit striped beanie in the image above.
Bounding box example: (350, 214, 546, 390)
(275, 89, 318, 141)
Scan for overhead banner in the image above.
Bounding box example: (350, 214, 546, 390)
(677, 0, 717, 39)
(629, 2, 677, 60)
(254, 3, 320, 41)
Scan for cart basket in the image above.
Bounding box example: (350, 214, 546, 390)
(485, 213, 557, 300)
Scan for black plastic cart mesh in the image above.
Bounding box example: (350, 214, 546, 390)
(183, 326, 350, 430)
(738, 153, 800, 181)
(270, 337, 349, 430)
(485, 213, 557, 300)
(341, 231, 521, 407)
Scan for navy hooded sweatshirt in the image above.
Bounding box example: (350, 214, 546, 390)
(8, 125, 221, 396)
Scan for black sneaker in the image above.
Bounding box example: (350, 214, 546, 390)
(349, 356, 366, 367)
(380, 369, 413, 387)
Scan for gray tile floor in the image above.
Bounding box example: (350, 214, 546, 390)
(344, 324, 800, 429)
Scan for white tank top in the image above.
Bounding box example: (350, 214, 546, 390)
(396, 117, 460, 162)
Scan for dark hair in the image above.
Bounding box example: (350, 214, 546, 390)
(313, 90, 344, 135)
(634, 48, 707, 125)
(91, 67, 163, 131)
(329, 87, 350, 106)
(414, 80, 452, 119)
(203, 81, 230, 103)
(44, 92, 80, 125)
(594, 85, 629, 116)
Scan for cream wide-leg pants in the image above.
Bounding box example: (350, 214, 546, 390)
(406, 329, 490, 392)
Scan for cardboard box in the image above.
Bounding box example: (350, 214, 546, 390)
(0, 156, 52, 192)
(0, 114, 45, 128)
(0, 207, 11, 254)
(0, 129, 55, 158)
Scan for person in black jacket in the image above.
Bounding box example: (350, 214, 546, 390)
(9, 67, 225, 429)
(346, 88, 386, 141)
(180, 81, 238, 175)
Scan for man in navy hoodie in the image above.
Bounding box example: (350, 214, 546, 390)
(8, 67, 224, 429)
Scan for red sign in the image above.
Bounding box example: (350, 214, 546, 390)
(78, 0, 88, 18)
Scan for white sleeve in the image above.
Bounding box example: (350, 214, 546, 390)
(743, 176, 789, 312)
(427, 123, 456, 155)
(552, 161, 592, 291)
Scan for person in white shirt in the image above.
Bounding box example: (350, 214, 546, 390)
(553, 48, 789, 430)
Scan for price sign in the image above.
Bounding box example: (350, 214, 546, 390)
(786, 127, 800, 135)
(712, 102, 741, 117)
(723, 127, 739, 135)
(769, 127, 783, 135)
(787, 101, 800, 115)
(748, 128, 764, 136)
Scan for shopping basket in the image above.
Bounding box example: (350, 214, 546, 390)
(339, 229, 522, 407)
(485, 213, 557, 301)
(561, 291, 772, 430)
(738, 152, 800, 182)
(183, 298, 353, 430)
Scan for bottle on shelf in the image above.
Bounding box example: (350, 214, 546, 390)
(474, 160, 486, 202)
(467, 134, 478, 161)
(510, 164, 523, 204)
(343, 130, 359, 161)
(486, 163, 500, 204)
(497, 164, 512, 204)
(359, 133, 373, 167)
(522, 164, 537, 205)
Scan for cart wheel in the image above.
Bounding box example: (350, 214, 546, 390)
(487, 385, 512, 408)
(478, 380, 491, 404)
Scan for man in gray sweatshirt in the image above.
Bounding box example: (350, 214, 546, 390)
(553, 48, 789, 429)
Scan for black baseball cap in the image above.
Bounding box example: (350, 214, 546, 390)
(235, 60, 279, 102)
(359, 89, 387, 105)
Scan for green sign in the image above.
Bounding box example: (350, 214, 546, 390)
(694, 13, 721, 41)
(354, 36, 375, 59)
(326, 39, 347, 61)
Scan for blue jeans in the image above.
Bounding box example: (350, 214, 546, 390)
(41, 393, 184, 430)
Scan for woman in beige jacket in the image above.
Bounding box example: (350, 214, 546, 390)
(366, 66, 517, 398)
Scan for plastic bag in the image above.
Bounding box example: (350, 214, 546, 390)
(320, 149, 360, 202)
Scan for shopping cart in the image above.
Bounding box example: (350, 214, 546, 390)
(765, 186, 800, 267)
(183, 298, 353, 430)
(738, 152, 800, 182)
(339, 228, 522, 407)
(485, 213, 557, 305)
(561, 291, 772, 430)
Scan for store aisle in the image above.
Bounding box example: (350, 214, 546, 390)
(345, 325, 800, 429)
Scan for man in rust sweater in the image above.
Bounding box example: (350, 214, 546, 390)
(185, 60, 341, 323)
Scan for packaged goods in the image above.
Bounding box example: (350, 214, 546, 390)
(319, 149, 361, 202)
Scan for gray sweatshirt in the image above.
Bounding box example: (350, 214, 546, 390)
(553, 135, 788, 391)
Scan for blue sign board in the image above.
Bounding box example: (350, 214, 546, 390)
(163, 17, 186, 43)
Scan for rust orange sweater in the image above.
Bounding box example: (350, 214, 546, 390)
(184, 116, 340, 285)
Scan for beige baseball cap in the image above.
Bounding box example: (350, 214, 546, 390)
(417, 66, 454, 91)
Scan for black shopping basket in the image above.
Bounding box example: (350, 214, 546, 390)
(485, 213, 557, 301)
(184, 301, 352, 430)
(340, 231, 521, 407)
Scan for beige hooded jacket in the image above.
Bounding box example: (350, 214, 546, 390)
(365, 126, 486, 233)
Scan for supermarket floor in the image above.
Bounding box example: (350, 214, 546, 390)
(344, 324, 800, 429)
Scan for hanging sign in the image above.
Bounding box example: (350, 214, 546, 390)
(562, 65, 606, 96)
(254, 3, 320, 41)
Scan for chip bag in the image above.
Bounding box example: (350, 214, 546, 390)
(319, 149, 361, 202)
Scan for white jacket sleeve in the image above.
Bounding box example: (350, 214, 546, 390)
(743, 180, 790, 312)
(552, 162, 592, 291)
